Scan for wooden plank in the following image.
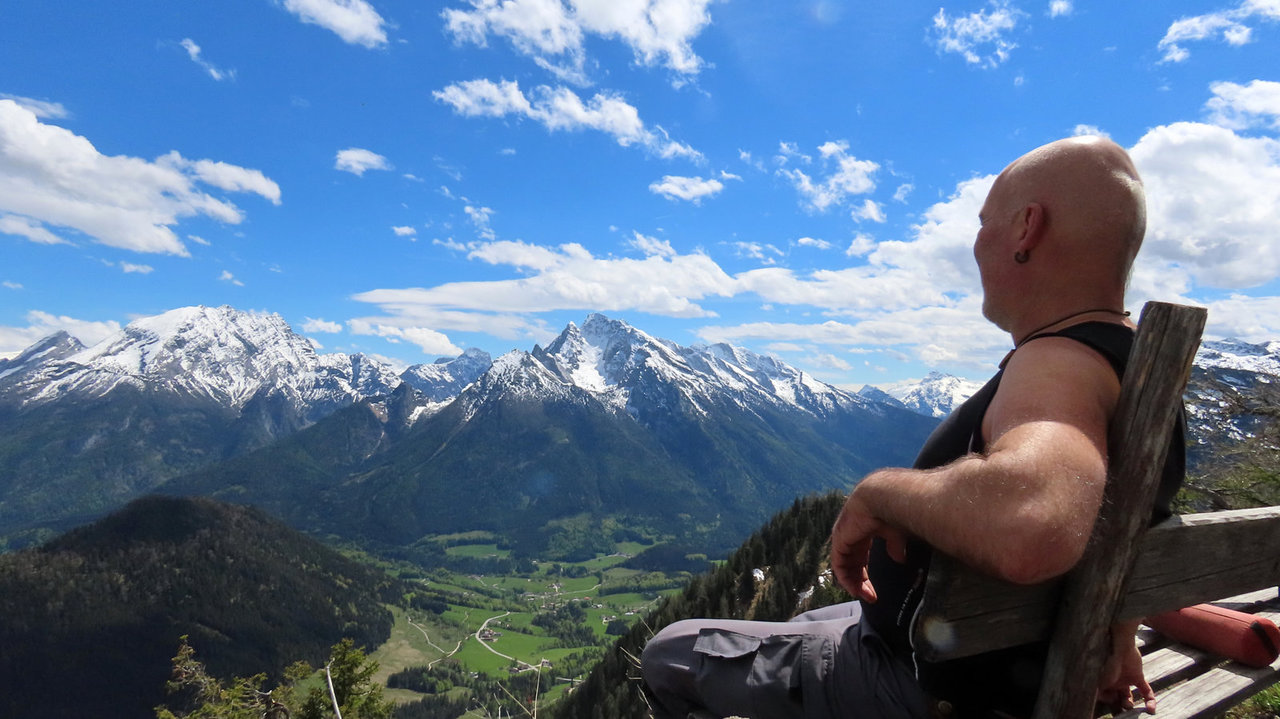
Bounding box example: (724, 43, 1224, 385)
(915, 510, 1280, 660)
(1119, 508, 1280, 620)
(1033, 302, 1207, 719)
(1141, 643, 1219, 689)
(1112, 607, 1280, 719)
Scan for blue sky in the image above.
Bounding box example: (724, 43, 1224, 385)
(2, 0, 1279, 387)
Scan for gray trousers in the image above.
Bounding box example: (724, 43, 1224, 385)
(640, 601, 932, 719)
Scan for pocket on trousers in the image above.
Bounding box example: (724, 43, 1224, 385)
(692, 629, 806, 718)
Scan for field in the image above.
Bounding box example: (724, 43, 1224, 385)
(367, 535, 693, 714)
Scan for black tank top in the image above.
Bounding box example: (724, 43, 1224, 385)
(861, 322, 1186, 716)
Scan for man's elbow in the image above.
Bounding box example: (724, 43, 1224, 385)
(991, 523, 1090, 585)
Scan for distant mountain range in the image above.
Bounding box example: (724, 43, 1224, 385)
(0, 306, 936, 552)
(859, 371, 987, 419)
(2, 305, 1275, 551)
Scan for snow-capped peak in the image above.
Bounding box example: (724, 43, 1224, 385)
(1195, 338, 1280, 377)
(876, 371, 986, 419)
(400, 347, 492, 401)
(0, 330, 85, 382)
(1, 306, 404, 420)
(531, 314, 871, 418)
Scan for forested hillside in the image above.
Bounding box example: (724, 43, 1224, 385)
(551, 492, 852, 719)
(0, 496, 403, 719)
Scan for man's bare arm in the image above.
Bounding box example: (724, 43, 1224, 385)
(832, 336, 1120, 595)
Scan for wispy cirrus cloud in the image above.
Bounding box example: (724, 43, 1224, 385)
(434, 78, 700, 160)
(0, 94, 68, 119)
(930, 0, 1025, 68)
(180, 38, 235, 81)
(280, 0, 388, 48)
(0, 100, 280, 256)
(1158, 0, 1280, 63)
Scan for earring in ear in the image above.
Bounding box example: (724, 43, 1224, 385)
(1014, 250, 1030, 264)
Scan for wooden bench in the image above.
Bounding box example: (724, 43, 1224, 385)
(916, 302, 1280, 719)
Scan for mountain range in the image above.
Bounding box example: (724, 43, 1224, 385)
(3, 305, 1275, 552)
(0, 306, 936, 552)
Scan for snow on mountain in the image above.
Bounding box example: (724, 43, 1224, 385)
(0, 306, 383, 417)
(528, 313, 877, 419)
(864, 340, 1280, 453)
(400, 347, 492, 401)
(1185, 339, 1280, 447)
(0, 330, 85, 382)
(1195, 339, 1280, 377)
(0, 306, 506, 426)
(874, 371, 987, 419)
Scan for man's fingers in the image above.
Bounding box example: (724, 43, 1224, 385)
(1138, 680, 1157, 714)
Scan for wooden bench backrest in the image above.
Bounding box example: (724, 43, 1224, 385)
(913, 302, 1214, 719)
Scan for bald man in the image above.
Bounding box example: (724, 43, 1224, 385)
(641, 137, 1184, 719)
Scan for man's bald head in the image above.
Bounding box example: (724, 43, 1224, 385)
(996, 136, 1146, 283)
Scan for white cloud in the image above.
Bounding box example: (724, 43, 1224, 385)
(3, 281, 23, 290)
(1200, 294, 1280, 343)
(846, 232, 875, 257)
(465, 205, 496, 240)
(1072, 124, 1109, 138)
(630, 231, 676, 257)
(931, 0, 1024, 68)
(354, 240, 740, 333)
(281, 0, 388, 48)
(1048, 0, 1072, 18)
(0, 94, 68, 119)
(441, 0, 715, 84)
(219, 270, 245, 286)
(302, 317, 344, 333)
(1158, 0, 1280, 63)
(796, 236, 833, 250)
(120, 262, 154, 274)
(0, 100, 280, 256)
(893, 183, 914, 203)
(0, 310, 122, 358)
(777, 140, 878, 212)
(351, 171, 1001, 367)
(349, 319, 464, 355)
(180, 38, 235, 81)
(697, 301, 1008, 372)
(434, 79, 700, 160)
(807, 352, 854, 371)
(1129, 121, 1280, 290)
(335, 147, 393, 176)
(1205, 79, 1280, 130)
(649, 175, 724, 203)
(392, 225, 418, 237)
(160, 153, 282, 204)
(730, 242, 783, 263)
(0, 214, 69, 245)
(851, 198, 886, 223)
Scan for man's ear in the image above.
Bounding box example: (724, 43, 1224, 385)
(1014, 202, 1046, 253)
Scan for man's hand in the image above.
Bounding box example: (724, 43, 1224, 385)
(1096, 621, 1156, 714)
(830, 481, 908, 603)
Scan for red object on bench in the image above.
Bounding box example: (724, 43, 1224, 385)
(1146, 604, 1280, 668)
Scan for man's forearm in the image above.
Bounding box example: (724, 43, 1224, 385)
(853, 432, 1103, 584)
